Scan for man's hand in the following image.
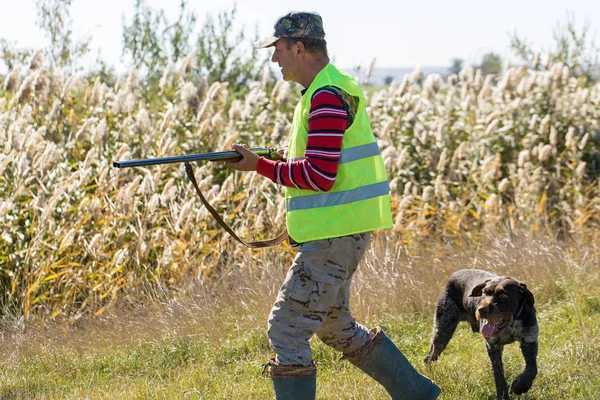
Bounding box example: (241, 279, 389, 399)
(223, 144, 260, 171)
(276, 147, 287, 161)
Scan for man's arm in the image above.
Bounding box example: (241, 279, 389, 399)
(252, 89, 348, 191)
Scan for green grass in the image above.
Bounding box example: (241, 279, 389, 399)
(2, 287, 599, 399)
(3, 233, 599, 399)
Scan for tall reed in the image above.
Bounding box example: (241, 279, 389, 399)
(0, 53, 598, 318)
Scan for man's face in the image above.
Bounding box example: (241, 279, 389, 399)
(271, 39, 300, 82)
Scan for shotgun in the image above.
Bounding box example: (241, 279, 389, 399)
(112, 145, 288, 248)
(112, 146, 282, 168)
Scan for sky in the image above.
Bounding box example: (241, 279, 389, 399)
(0, 0, 598, 73)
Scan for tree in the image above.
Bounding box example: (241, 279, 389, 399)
(194, 7, 270, 87)
(1, 0, 89, 71)
(35, 0, 90, 70)
(121, 1, 270, 88)
(479, 52, 502, 75)
(168, 0, 197, 63)
(122, 0, 197, 79)
(122, 0, 170, 77)
(510, 13, 599, 82)
(0, 39, 33, 71)
(449, 58, 464, 75)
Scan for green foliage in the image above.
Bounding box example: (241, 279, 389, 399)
(448, 58, 463, 75)
(121, 1, 271, 91)
(168, 1, 197, 65)
(194, 7, 271, 89)
(2, 280, 599, 399)
(35, 0, 90, 70)
(0, 39, 33, 71)
(121, 0, 196, 81)
(511, 13, 600, 82)
(478, 52, 502, 75)
(121, 0, 168, 75)
(0, 0, 89, 72)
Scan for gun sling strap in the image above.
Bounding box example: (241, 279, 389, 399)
(184, 162, 288, 248)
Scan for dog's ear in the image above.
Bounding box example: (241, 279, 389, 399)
(519, 282, 535, 308)
(469, 280, 490, 297)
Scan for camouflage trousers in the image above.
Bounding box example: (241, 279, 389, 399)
(268, 232, 372, 366)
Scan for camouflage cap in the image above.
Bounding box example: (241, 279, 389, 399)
(254, 12, 325, 49)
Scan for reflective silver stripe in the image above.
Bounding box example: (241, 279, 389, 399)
(287, 181, 390, 211)
(339, 142, 381, 164)
(290, 142, 381, 163)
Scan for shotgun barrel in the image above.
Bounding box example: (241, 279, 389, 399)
(112, 146, 281, 168)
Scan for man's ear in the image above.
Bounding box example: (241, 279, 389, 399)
(469, 280, 490, 297)
(295, 40, 306, 56)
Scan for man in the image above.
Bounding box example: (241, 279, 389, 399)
(224, 11, 440, 400)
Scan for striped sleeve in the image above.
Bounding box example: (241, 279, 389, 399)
(256, 88, 348, 191)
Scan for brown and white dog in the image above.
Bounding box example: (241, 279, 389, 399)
(424, 269, 539, 400)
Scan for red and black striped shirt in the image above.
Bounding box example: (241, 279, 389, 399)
(256, 88, 348, 192)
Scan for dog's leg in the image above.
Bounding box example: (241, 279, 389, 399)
(424, 301, 461, 364)
(467, 316, 480, 333)
(511, 340, 538, 395)
(486, 343, 510, 400)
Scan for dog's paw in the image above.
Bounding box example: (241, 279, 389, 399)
(511, 375, 533, 395)
(423, 354, 437, 364)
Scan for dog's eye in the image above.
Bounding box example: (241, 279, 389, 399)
(497, 293, 509, 301)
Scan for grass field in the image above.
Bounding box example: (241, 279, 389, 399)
(2, 232, 599, 399)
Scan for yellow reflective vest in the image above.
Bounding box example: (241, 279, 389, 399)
(285, 63, 393, 243)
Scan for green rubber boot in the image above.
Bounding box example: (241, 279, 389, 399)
(268, 360, 316, 400)
(345, 328, 441, 400)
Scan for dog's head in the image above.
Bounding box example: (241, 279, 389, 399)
(469, 276, 534, 338)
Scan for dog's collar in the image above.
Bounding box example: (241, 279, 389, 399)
(513, 299, 525, 319)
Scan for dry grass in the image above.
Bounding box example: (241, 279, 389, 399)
(0, 230, 598, 398)
(3, 229, 598, 354)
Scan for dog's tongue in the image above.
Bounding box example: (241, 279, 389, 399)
(482, 322, 499, 339)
